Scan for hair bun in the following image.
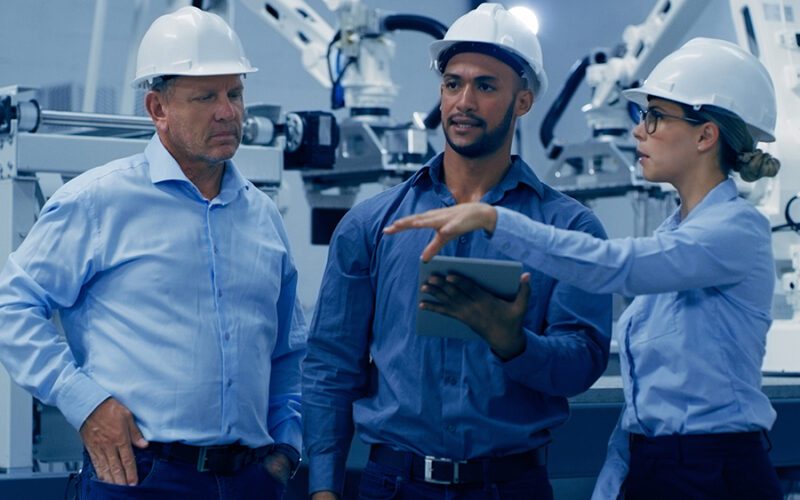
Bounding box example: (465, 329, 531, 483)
(736, 149, 781, 181)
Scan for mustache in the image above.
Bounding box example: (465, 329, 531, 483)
(448, 113, 485, 127)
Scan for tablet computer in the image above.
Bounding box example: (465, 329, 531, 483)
(416, 255, 523, 340)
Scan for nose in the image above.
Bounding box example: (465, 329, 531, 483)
(215, 96, 239, 121)
(632, 120, 646, 141)
(455, 84, 477, 112)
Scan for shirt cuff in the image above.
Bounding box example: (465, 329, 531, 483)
(270, 417, 303, 456)
(54, 370, 111, 430)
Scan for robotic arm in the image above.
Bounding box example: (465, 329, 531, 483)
(541, 0, 711, 211)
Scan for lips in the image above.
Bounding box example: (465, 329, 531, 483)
(448, 115, 485, 132)
(210, 130, 238, 140)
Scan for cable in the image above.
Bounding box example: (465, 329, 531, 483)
(772, 194, 800, 233)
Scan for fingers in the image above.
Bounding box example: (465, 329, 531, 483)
(106, 446, 132, 485)
(516, 273, 532, 306)
(80, 398, 143, 485)
(421, 233, 448, 262)
(129, 419, 149, 449)
(118, 442, 139, 486)
(86, 447, 109, 483)
(384, 209, 449, 233)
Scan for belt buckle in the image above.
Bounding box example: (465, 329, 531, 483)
(197, 447, 210, 472)
(197, 445, 228, 473)
(423, 456, 463, 485)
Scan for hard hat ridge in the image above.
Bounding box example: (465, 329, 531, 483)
(132, 6, 257, 89)
(429, 3, 548, 95)
(622, 37, 776, 142)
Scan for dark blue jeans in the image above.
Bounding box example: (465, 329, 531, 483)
(77, 448, 285, 500)
(357, 458, 553, 500)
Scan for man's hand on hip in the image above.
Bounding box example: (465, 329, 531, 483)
(79, 397, 149, 486)
(264, 450, 292, 485)
(311, 492, 339, 500)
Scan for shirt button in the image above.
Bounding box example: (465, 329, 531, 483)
(227, 379, 233, 387)
(217, 290, 223, 298)
(214, 246, 219, 254)
(459, 236, 467, 244)
(226, 425, 232, 434)
(445, 376, 457, 385)
(446, 425, 456, 433)
(224, 332, 231, 341)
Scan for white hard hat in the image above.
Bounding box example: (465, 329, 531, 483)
(623, 37, 776, 142)
(132, 6, 257, 89)
(429, 3, 548, 95)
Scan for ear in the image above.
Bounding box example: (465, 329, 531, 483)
(697, 122, 719, 153)
(145, 91, 169, 133)
(515, 88, 534, 117)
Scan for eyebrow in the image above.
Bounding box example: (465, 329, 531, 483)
(442, 74, 500, 83)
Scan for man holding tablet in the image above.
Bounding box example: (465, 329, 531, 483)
(303, 4, 612, 499)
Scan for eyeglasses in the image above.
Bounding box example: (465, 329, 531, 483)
(637, 108, 705, 135)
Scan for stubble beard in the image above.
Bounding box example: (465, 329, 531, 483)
(443, 102, 515, 159)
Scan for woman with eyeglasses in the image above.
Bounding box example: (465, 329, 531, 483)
(383, 37, 783, 499)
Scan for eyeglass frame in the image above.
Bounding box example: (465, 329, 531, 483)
(637, 108, 706, 135)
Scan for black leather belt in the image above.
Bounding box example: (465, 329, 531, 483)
(630, 431, 765, 459)
(146, 441, 274, 474)
(369, 445, 547, 485)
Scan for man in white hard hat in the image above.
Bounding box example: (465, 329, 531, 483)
(303, 4, 611, 499)
(0, 6, 303, 498)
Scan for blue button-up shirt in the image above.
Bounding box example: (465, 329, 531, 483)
(0, 135, 305, 451)
(491, 179, 776, 498)
(303, 153, 612, 494)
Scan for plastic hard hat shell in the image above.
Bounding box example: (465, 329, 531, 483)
(132, 6, 257, 88)
(623, 37, 776, 142)
(430, 3, 548, 95)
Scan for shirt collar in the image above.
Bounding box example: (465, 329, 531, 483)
(144, 134, 248, 203)
(410, 153, 544, 201)
(662, 178, 739, 229)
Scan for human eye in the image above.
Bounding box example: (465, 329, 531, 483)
(443, 79, 460, 91)
(477, 82, 496, 92)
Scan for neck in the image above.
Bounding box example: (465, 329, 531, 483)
(442, 145, 513, 204)
(675, 161, 726, 220)
(182, 161, 225, 200)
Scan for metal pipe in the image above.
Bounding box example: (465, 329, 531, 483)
(39, 110, 154, 131)
(84, 0, 108, 113)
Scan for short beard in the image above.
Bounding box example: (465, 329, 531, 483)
(444, 101, 515, 159)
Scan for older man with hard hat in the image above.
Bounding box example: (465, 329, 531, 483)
(302, 4, 612, 499)
(0, 6, 304, 499)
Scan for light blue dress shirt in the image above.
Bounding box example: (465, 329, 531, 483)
(0, 135, 305, 451)
(303, 153, 612, 495)
(490, 178, 776, 499)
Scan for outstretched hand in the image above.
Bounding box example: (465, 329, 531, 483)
(383, 203, 498, 261)
(79, 397, 149, 485)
